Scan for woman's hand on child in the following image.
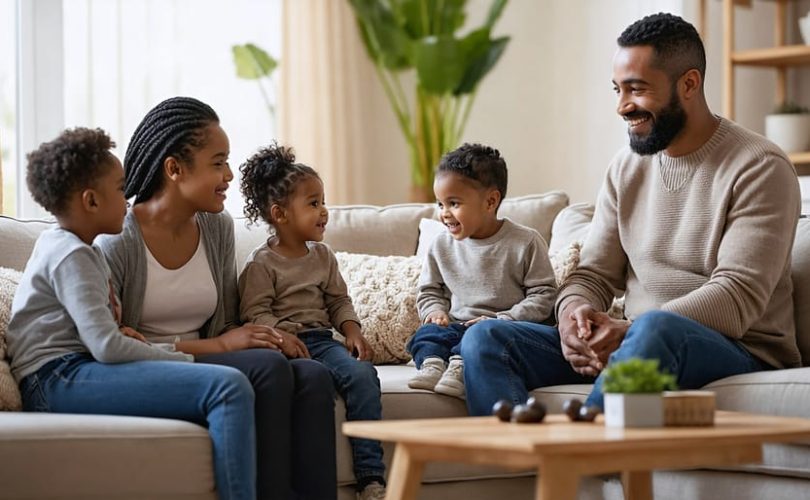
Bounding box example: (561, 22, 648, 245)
(425, 311, 450, 326)
(217, 323, 284, 352)
(119, 326, 148, 343)
(278, 331, 310, 359)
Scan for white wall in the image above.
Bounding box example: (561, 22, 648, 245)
(356, 0, 810, 206)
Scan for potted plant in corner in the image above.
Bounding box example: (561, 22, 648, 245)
(348, 0, 510, 201)
(602, 358, 677, 428)
(765, 101, 810, 154)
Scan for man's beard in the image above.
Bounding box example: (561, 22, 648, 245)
(627, 87, 686, 155)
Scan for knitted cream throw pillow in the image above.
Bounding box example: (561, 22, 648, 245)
(549, 241, 625, 319)
(0, 268, 23, 410)
(335, 252, 421, 364)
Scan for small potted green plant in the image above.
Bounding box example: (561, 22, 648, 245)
(602, 358, 677, 428)
(765, 101, 810, 154)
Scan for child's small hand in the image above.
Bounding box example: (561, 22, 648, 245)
(341, 321, 374, 361)
(345, 332, 373, 361)
(120, 326, 147, 343)
(462, 315, 492, 327)
(425, 311, 450, 326)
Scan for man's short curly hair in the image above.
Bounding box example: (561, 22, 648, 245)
(437, 143, 507, 206)
(618, 13, 705, 82)
(26, 127, 116, 216)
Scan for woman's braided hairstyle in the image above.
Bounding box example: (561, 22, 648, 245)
(240, 143, 320, 227)
(124, 96, 219, 203)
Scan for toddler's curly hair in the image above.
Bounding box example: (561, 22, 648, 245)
(240, 143, 320, 226)
(26, 127, 116, 216)
(437, 143, 508, 206)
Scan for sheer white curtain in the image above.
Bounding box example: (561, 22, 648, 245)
(279, 0, 374, 205)
(57, 0, 281, 217)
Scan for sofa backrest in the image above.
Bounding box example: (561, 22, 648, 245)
(0, 216, 53, 272)
(233, 191, 570, 268)
(791, 218, 810, 365)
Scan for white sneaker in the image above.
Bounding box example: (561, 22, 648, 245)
(358, 481, 386, 500)
(434, 355, 465, 399)
(408, 357, 446, 390)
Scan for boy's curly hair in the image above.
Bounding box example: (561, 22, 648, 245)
(239, 143, 320, 226)
(26, 127, 116, 216)
(437, 143, 508, 206)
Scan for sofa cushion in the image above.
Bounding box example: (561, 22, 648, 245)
(336, 252, 421, 364)
(548, 202, 594, 256)
(791, 218, 810, 366)
(335, 365, 537, 487)
(0, 216, 53, 271)
(0, 412, 215, 499)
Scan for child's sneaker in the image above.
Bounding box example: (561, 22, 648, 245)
(434, 355, 465, 399)
(358, 481, 386, 500)
(407, 357, 446, 390)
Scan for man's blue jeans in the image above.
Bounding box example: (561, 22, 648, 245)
(299, 330, 386, 485)
(461, 311, 772, 416)
(19, 352, 256, 500)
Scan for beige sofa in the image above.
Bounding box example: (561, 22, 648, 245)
(1, 191, 810, 500)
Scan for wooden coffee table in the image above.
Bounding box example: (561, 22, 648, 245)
(343, 412, 810, 500)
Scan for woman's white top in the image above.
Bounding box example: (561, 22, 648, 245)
(140, 235, 217, 343)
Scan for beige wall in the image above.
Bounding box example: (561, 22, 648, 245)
(353, 0, 809, 206)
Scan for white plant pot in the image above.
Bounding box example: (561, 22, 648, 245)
(765, 114, 810, 153)
(604, 393, 663, 428)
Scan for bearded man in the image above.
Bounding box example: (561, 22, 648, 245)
(461, 12, 802, 415)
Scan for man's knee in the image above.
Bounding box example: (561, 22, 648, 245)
(622, 310, 684, 355)
(460, 319, 509, 358)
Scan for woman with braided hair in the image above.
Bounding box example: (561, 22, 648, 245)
(97, 96, 337, 500)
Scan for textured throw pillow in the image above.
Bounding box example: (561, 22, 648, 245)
(549, 242, 625, 320)
(335, 252, 422, 364)
(0, 267, 23, 410)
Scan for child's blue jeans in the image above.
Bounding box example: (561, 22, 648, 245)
(299, 329, 386, 485)
(407, 322, 468, 368)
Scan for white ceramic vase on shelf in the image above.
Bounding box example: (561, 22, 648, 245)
(765, 114, 810, 153)
(801, 11, 810, 45)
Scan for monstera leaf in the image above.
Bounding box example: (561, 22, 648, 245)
(348, 0, 510, 200)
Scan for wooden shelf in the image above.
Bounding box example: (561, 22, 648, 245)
(791, 152, 810, 177)
(732, 45, 810, 66)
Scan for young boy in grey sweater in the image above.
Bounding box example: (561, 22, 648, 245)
(407, 143, 558, 399)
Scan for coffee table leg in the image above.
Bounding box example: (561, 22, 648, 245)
(386, 443, 425, 500)
(536, 460, 580, 500)
(621, 470, 653, 500)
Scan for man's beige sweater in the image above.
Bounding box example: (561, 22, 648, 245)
(557, 118, 802, 369)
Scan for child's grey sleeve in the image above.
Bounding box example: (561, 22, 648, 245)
(53, 248, 193, 363)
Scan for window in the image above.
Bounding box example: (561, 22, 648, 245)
(0, 0, 17, 216)
(11, 0, 281, 217)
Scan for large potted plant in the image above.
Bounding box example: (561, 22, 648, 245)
(602, 358, 677, 428)
(348, 0, 510, 201)
(765, 101, 810, 154)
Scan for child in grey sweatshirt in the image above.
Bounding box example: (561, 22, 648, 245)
(407, 143, 558, 400)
